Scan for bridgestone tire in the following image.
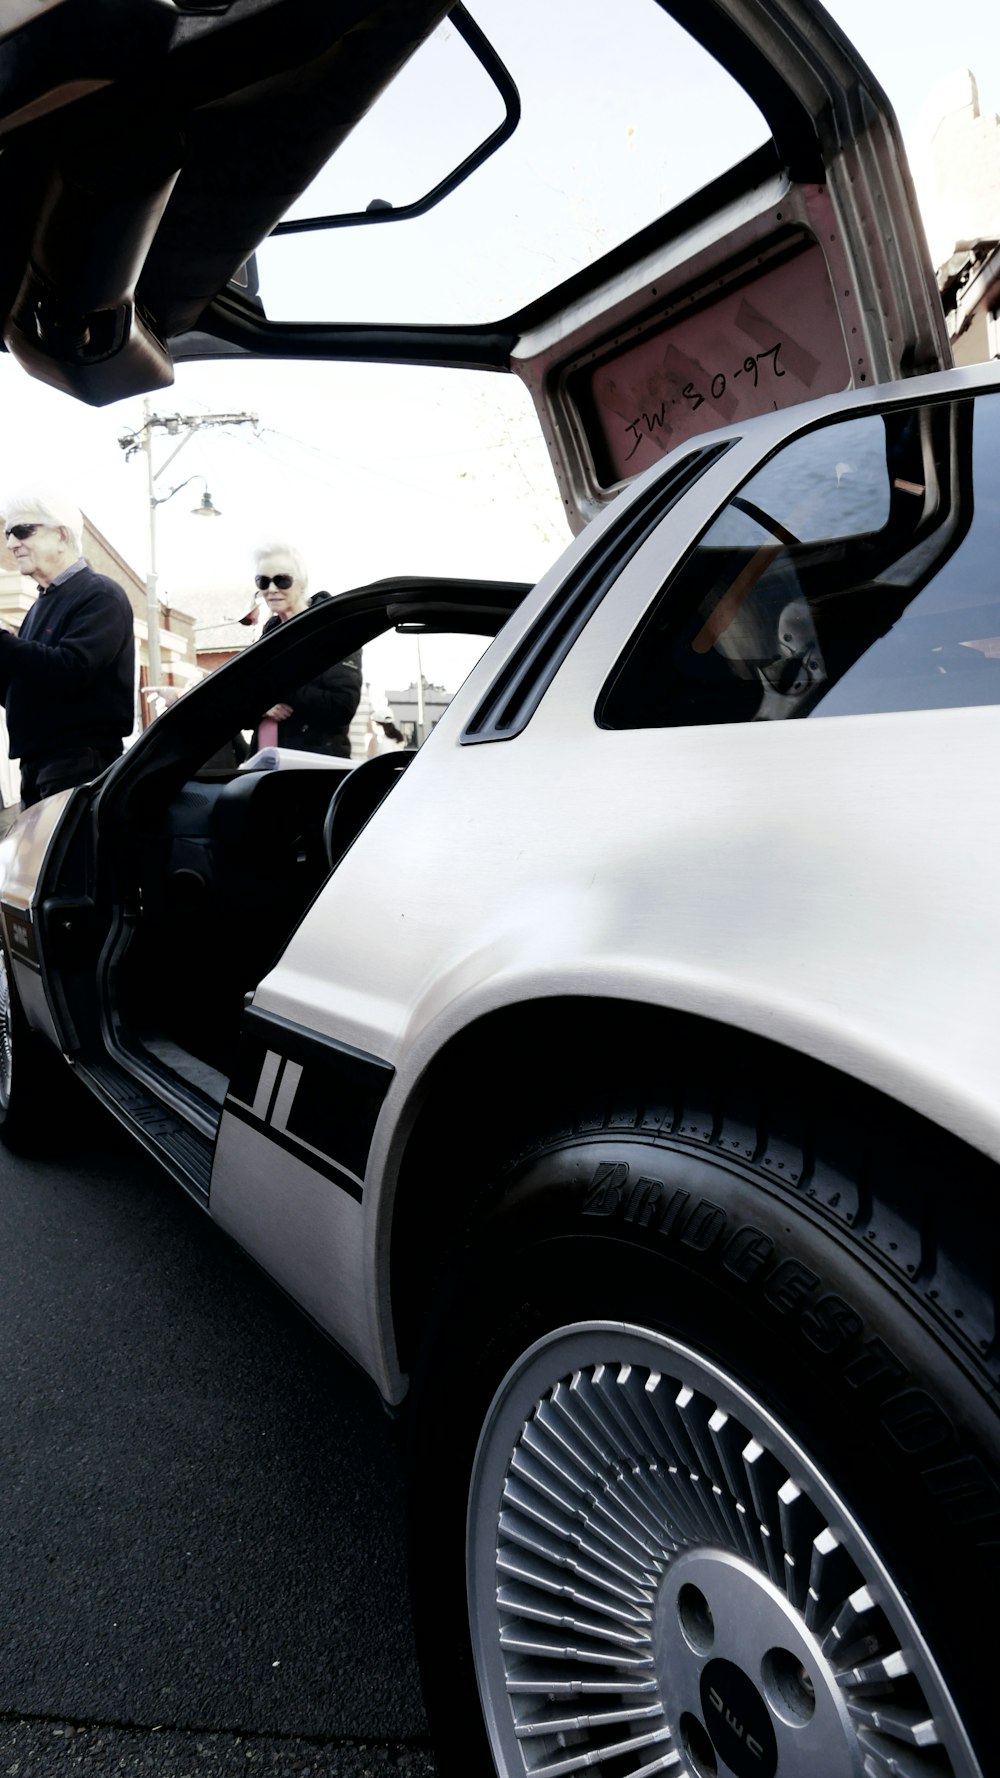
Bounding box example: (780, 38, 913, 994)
(407, 1063, 998, 1778)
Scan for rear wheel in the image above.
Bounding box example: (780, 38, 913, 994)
(407, 1072, 997, 1778)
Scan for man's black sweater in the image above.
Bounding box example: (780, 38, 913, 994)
(0, 563, 136, 760)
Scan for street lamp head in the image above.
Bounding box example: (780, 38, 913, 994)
(191, 488, 221, 517)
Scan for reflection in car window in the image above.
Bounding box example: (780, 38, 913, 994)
(599, 394, 1000, 726)
(707, 418, 892, 547)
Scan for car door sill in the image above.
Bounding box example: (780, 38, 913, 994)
(136, 1034, 229, 1106)
(75, 1056, 215, 1207)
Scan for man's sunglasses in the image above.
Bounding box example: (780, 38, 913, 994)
(255, 573, 294, 591)
(4, 522, 43, 541)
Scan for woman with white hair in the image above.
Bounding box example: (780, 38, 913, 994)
(0, 489, 135, 807)
(250, 542, 361, 758)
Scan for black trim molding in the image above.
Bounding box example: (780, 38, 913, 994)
(1, 902, 38, 970)
(225, 1005, 395, 1203)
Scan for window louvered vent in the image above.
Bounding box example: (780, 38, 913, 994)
(461, 441, 733, 744)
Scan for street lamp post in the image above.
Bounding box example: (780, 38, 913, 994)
(146, 471, 221, 699)
(122, 400, 257, 709)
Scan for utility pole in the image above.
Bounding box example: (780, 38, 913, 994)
(120, 402, 258, 695)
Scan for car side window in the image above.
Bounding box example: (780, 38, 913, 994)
(599, 393, 1000, 726)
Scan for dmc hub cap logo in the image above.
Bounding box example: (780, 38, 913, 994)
(698, 1658, 778, 1778)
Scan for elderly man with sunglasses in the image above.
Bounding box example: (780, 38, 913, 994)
(0, 493, 135, 808)
(249, 543, 361, 758)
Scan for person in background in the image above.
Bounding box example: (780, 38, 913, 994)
(250, 543, 361, 757)
(367, 708, 409, 757)
(0, 490, 135, 808)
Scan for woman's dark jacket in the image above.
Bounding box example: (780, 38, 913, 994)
(253, 591, 362, 758)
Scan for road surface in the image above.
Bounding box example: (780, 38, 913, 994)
(0, 1103, 437, 1776)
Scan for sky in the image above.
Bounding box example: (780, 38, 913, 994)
(1, 0, 998, 704)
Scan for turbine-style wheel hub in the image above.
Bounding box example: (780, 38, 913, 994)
(466, 1322, 978, 1778)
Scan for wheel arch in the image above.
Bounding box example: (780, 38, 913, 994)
(386, 992, 998, 1379)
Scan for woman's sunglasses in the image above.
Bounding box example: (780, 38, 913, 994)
(255, 573, 294, 591)
(4, 522, 43, 541)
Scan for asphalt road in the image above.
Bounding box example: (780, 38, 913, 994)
(0, 1102, 438, 1777)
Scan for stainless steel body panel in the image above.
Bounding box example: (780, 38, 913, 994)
(222, 362, 1000, 1401)
(0, 788, 74, 1045)
(210, 1109, 369, 1373)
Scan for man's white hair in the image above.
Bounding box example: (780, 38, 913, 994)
(3, 490, 84, 558)
(252, 541, 308, 589)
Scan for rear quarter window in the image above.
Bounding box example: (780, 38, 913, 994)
(599, 392, 1000, 726)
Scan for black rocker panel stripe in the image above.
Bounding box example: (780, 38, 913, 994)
(226, 1005, 395, 1202)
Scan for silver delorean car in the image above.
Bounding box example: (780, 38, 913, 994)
(0, 4, 994, 1776)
